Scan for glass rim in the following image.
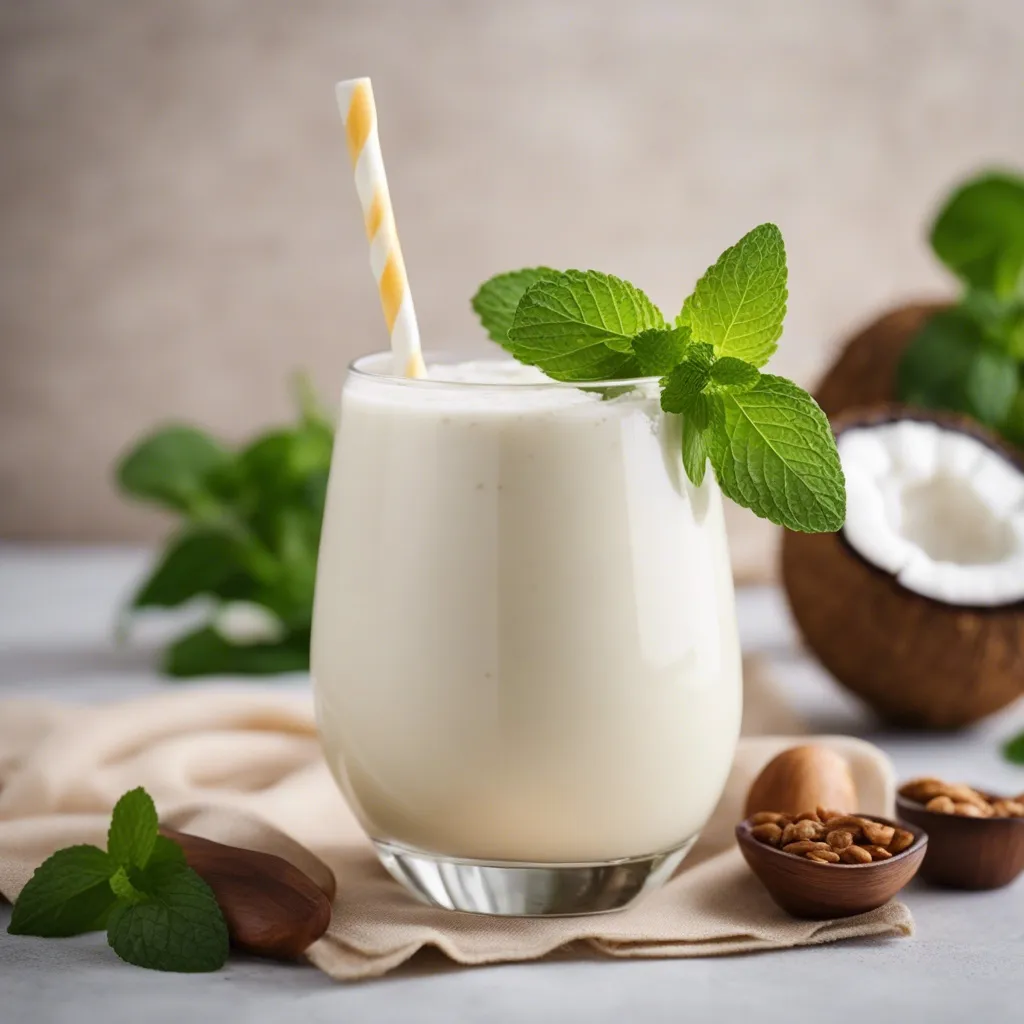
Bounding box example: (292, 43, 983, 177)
(347, 350, 661, 390)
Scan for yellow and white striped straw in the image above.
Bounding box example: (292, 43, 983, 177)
(335, 77, 426, 379)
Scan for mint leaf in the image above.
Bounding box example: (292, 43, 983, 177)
(8, 846, 116, 937)
(164, 625, 310, 677)
(109, 867, 147, 905)
(898, 308, 1020, 428)
(710, 357, 760, 391)
(508, 270, 663, 380)
(898, 309, 985, 413)
(116, 426, 231, 516)
(679, 392, 724, 487)
(705, 375, 846, 533)
(472, 267, 557, 344)
(1004, 730, 1024, 765)
(660, 344, 716, 413)
(966, 348, 1019, 427)
(107, 861, 229, 973)
(132, 527, 246, 609)
(931, 172, 1024, 299)
(149, 835, 187, 867)
(108, 787, 159, 870)
(677, 223, 787, 367)
(631, 325, 692, 374)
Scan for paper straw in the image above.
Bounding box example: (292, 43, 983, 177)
(335, 77, 427, 379)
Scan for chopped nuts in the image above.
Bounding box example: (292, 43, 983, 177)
(901, 778, 1024, 819)
(746, 809, 917, 865)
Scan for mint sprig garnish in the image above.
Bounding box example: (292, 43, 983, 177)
(507, 269, 662, 380)
(676, 222, 788, 367)
(8, 787, 229, 973)
(471, 267, 556, 343)
(472, 223, 846, 533)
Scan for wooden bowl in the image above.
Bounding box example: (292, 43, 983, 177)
(735, 815, 928, 919)
(897, 794, 1024, 890)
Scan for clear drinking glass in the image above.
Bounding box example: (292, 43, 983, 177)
(311, 352, 742, 915)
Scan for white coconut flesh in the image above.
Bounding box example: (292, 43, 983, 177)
(838, 419, 1024, 607)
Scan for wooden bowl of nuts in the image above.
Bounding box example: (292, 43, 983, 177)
(736, 808, 927, 919)
(897, 778, 1024, 890)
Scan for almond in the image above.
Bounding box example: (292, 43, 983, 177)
(744, 745, 858, 818)
(807, 850, 841, 863)
(826, 830, 854, 850)
(888, 829, 916, 854)
(860, 820, 895, 847)
(751, 823, 783, 846)
(840, 845, 873, 864)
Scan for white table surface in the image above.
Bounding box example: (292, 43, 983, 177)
(0, 545, 1021, 1024)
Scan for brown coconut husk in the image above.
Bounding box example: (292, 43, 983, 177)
(781, 404, 1024, 730)
(814, 302, 948, 419)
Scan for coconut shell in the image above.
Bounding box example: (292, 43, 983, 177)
(782, 405, 1024, 730)
(815, 302, 947, 419)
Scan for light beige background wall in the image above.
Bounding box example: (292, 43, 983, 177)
(2, 0, 1022, 578)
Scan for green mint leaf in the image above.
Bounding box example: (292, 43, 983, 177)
(705, 374, 846, 533)
(164, 626, 310, 677)
(472, 267, 557, 344)
(116, 426, 231, 515)
(109, 867, 147, 905)
(631, 325, 692, 375)
(108, 787, 159, 870)
(8, 846, 116, 937)
(677, 223, 787, 367)
(132, 528, 245, 610)
(965, 348, 1020, 427)
(106, 861, 229, 973)
(710, 357, 760, 391)
(1003, 390, 1024, 446)
(897, 308, 1020, 427)
(897, 309, 984, 412)
(507, 270, 663, 380)
(660, 343, 716, 413)
(931, 171, 1024, 299)
(678, 392, 724, 487)
(148, 835, 188, 867)
(1004, 730, 1024, 765)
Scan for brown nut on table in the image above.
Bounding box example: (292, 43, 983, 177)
(161, 828, 334, 960)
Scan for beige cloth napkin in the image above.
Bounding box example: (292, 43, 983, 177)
(0, 661, 910, 980)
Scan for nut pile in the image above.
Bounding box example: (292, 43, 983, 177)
(747, 807, 916, 864)
(899, 778, 1024, 818)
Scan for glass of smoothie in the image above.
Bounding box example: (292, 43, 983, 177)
(311, 353, 743, 915)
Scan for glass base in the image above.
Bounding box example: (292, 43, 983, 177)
(373, 835, 698, 916)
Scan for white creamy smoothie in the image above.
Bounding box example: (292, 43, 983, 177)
(312, 353, 742, 863)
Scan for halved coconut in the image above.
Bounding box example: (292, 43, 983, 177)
(782, 405, 1024, 729)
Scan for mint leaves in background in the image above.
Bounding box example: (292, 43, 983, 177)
(9, 788, 229, 973)
(1004, 730, 1024, 766)
(117, 377, 330, 677)
(472, 223, 846, 533)
(900, 170, 1024, 446)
